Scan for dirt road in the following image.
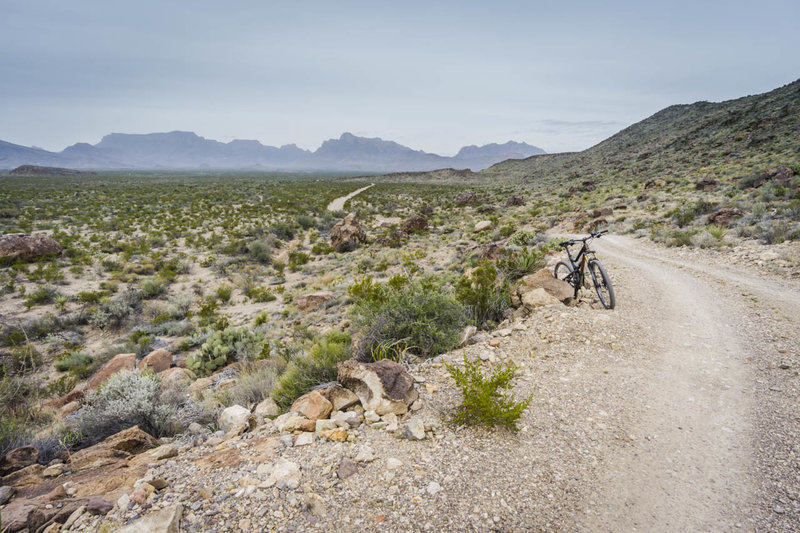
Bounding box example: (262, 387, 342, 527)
(327, 184, 374, 212)
(584, 235, 800, 531)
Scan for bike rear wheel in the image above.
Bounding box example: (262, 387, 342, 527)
(588, 259, 615, 309)
(554, 261, 578, 297)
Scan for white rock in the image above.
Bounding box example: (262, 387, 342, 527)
(332, 410, 360, 429)
(427, 481, 442, 495)
(386, 457, 403, 470)
(354, 446, 376, 463)
(254, 398, 280, 421)
(474, 220, 492, 232)
(364, 410, 381, 423)
(265, 458, 301, 490)
(294, 432, 314, 447)
(405, 418, 426, 440)
(382, 412, 399, 432)
(218, 405, 253, 433)
(117, 504, 183, 533)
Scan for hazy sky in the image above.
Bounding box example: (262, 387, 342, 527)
(2, 1, 799, 155)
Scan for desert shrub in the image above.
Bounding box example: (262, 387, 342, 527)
(25, 285, 60, 308)
(186, 328, 267, 376)
(76, 290, 106, 305)
(498, 224, 516, 238)
(138, 277, 166, 299)
(216, 284, 233, 303)
(89, 289, 142, 329)
(667, 229, 698, 247)
(54, 351, 93, 376)
(455, 262, 510, 329)
(310, 242, 334, 255)
(288, 251, 310, 271)
(690, 230, 719, 249)
(445, 354, 531, 431)
(253, 312, 269, 327)
(269, 221, 296, 241)
(295, 214, 315, 230)
(228, 361, 284, 407)
(497, 247, 545, 281)
(72, 369, 176, 445)
(247, 240, 272, 264)
(271, 331, 351, 409)
(706, 224, 726, 240)
(245, 286, 276, 303)
(46, 374, 78, 398)
(351, 277, 467, 360)
(507, 230, 538, 247)
(672, 199, 714, 227)
(757, 219, 791, 244)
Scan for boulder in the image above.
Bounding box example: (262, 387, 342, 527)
(27, 499, 87, 532)
(295, 291, 333, 311)
(0, 464, 45, 490)
(188, 376, 214, 399)
(254, 398, 281, 420)
(264, 458, 301, 490)
(521, 288, 561, 308)
(479, 243, 503, 261)
(330, 213, 367, 251)
(117, 503, 183, 533)
(505, 195, 525, 207)
(753, 166, 794, 188)
(0, 485, 15, 505)
(419, 205, 434, 216)
(317, 383, 359, 411)
(591, 207, 613, 218)
(454, 191, 478, 206)
(517, 268, 573, 303)
(0, 446, 39, 476)
(43, 388, 84, 410)
(158, 367, 195, 389)
(1, 499, 38, 532)
(695, 179, 718, 191)
(69, 426, 157, 472)
(474, 220, 492, 232)
(290, 390, 333, 421)
(85, 496, 113, 515)
(337, 359, 418, 416)
(400, 215, 428, 234)
(138, 348, 172, 373)
(707, 207, 745, 227)
(218, 405, 255, 433)
(0, 234, 62, 263)
(87, 352, 136, 389)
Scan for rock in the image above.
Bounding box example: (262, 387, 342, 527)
(58, 400, 81, 417)
(330, 213, 367, 251)
(188, 376, 214, 399)
(405, 418, 426, 440)
(400, 215, 428, 234)
(459, 325, 478, 347)
(474, 220, 492, 232)
(354, 446, 376, 463)
(522, 288, 561, 308)
(315, 419, 337, 434)
(331, 410, 360, 429)
(86, 496, 113, 515)
(364, 410, 380, 423)
(0, 499, 37, 532)
(505, 195, 525, 207)
(338, 359, 419, 416)
(149, 444, 178, 460)
(62, 505, 86, 530)
(707, 207, 745, 227)
(0, 445, 39, 476)
(427, 481, 442, 495)
(454, 191, 478, 206)
(591, 207, 613, 218)
(69, 426, 158, 472)
(294, 432, 315, 446)
(478, 243, 503, 261)
(0, 233, 61, 262)
(274, 412, 303, 432)
(695, 179, 718, 191)
(337, 458, 358, 480)
(385, 458, 403, 470)
(488, 338, 501, 347)
(517, 268, 573, 303)
(382, 412, 399, 432)
(645, 178, 665, 189)
(43, 388, 84, 410)
(264, 458, 301, 490)
(753, 166, 794, 188)
(319, 428, 348, 442)
(158, 367, 195, 389)
(42, 463, 66, 478)
(254, 398, 281, 421)
(149, 478, 169, 490)
(318, 384, 359, 411)
(0, 485, 15, 504)
(0, 464, 45, 491)
(87, 352, 136, 389)
(295, 291, 334, 311)
(138, 348, 172, 373)
(26, 499, 85, 533)
(290, 390, 333, 421)
(117, 503, 183, 533)
(218, 405, 255, 433)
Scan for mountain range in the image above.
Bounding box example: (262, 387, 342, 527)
(0, 132, 545, 173)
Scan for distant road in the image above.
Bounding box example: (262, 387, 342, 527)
(326, 184, 374, 212)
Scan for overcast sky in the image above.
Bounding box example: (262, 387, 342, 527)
(1, 0, 798, 155)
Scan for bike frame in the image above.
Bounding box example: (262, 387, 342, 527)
(561, 235, 600, 295)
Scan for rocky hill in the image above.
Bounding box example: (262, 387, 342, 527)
(8, 165, 92, 177)
(482, 79, 800, 188)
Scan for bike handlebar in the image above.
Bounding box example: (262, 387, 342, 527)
(559, 230, 608, 248)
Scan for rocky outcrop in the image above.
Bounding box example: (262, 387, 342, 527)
(505, 195, 525, 207)
(454, 191, 478, 206)
(69, 426, 157, 472)
(87, 352, 136, 389)
(707, 207, 746, 227)
(0, 446, 39, 476)
(752, 166, 794, 188)
(337, 360, 418, 415)
(295, 291, 333, 311)
(400, 215, 428, 234)
(330, 213, 367, 251)
(695, 178, 718, 191)
(0, 234, 62, 263)
(513, 268, 573, 307)
(138, 348, 172, 373)
(290, 390, 333, 421)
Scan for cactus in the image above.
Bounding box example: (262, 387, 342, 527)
(186, 328, 260, 376)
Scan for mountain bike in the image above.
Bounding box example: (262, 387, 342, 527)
(554, 230, 615, 309)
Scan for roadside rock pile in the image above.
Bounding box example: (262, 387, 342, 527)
(330, 213, 367, 251)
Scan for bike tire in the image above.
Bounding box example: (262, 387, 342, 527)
(554, 261, 578, 298)
(588, 259, 615, 309)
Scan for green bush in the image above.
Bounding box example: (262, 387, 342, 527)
(507, 230, 538, 247)
(288, 251, 310, 271)
(445, 354, 531, 431)
(497, 247, 544, 281)
(247, 240, 272, 264)
(25, 285, 60, 308)
(229, 362, 285, 407)
(72, 369, 177, 445)
(216, 284, 233, 303)
(351, 277, 468, 360)
(245, 286, 276, 303)
(271, 331, 351, 409)
(54, 351, 93, 376)
(139, 277, 166, 299)
(455, 263, 510, 329)
(186, 328, 266, 376)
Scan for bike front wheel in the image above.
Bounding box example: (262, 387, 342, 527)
(588, 259, 615, 309)
(554, 261, 578, 297)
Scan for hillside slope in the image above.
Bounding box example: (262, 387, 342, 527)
(483, 79, 800, 188)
